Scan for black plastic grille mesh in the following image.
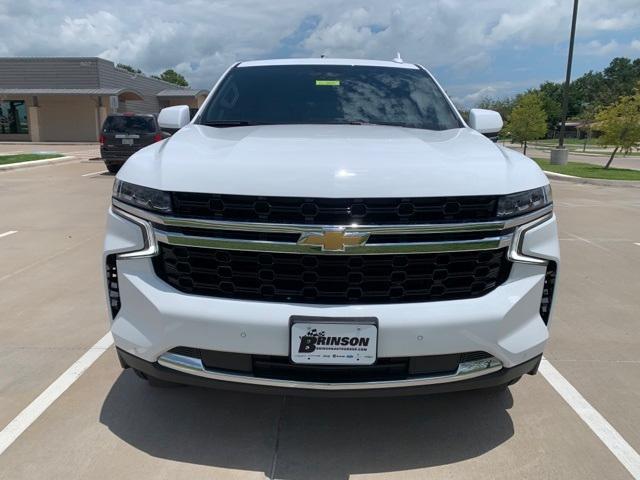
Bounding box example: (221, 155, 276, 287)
(154, 245, 511, 304)
(106, 255, 121, 318)
(171, 193, 499, 225)
(540, 262, 557, 324)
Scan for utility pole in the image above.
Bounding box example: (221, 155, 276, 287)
(551, 0, 579, 165)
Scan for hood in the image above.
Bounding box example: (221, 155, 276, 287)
(120, 124, 547, 197)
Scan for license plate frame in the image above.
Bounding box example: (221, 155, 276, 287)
(289, 316, 378, 365)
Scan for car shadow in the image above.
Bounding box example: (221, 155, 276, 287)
(100, 369, 514, 479)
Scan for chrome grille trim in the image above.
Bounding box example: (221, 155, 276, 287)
(157, 351, 503, 390)
(154, 229, 512, 255)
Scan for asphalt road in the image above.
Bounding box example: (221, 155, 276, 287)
(0, 160, 638, 479)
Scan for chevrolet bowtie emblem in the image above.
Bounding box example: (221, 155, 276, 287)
(297, 229, 370, 252)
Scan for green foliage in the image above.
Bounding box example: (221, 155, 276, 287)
(537, 82, 563, 131)
(0, 153, 64, 165)
(476, 56, 640, 134)
(533, 158, 640, 180)
(155, 69, 189, 87)
(476, 96, 515, 120)
(602, 57, 640, 103)
(116, 63, 191, 87)
(595, 86, 640, 167)
(117, 63, 143, 74)
(505, 93, 548, 153)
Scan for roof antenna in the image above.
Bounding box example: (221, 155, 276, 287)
(320, 54, 325, 58)
(393, 52, 403, 63)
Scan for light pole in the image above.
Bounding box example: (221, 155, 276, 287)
(551, 0, 579, 165)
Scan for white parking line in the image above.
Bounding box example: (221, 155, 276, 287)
(0, 332, 114, 456)
(565, 233, 611, 252)
(1, 333, 638, 476)
(539, 357, 640, 478)
(0, 230, 18, 239)
(634, 242, 640, 247)
(81, 170, 108, 177)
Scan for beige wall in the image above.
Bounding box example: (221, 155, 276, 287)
(38, 96, 99, 141)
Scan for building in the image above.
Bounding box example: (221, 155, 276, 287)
(0, 57, 209, 142)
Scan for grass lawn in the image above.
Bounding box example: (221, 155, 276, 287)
(528, 139, 640, 156)
(534, 158, 640, 181)
(0, 153, 64, 165)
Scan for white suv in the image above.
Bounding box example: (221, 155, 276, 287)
(104, 58, 559, 395)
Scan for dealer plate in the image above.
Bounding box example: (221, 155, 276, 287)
(290, 320, 377, 365)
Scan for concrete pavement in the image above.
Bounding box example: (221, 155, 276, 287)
(0, 162, 638, 479)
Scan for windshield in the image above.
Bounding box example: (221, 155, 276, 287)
(103, 116, 156, 134)
(199, 65, 462, 130)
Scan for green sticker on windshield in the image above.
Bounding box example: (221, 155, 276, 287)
(316, 80, 340, 86)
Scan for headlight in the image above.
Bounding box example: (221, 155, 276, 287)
(497, 185, 552, 218)
(112, 179, 172, 213)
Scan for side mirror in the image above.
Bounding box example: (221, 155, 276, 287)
(158, 105, 190, 134)
(468, 109, 503, 142)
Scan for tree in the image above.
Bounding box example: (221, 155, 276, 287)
(595, 86, 640, 168)
(473, 56, 640, 130)
(537, 82, 563, 133)
(153, 69, 189, 87)
(505, 93, 548, 155)
(602, 57, 640, 104)
(476, 96, 515, 120)
(578, 102, 598, 152)
(117, 63, 143, 74)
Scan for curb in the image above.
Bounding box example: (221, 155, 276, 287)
(543, 170, 640, 188)
(0, 156, 78, 172)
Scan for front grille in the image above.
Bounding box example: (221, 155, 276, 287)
(169, 347, 491, 383)
(153, 244, 511, 304)
(171, 192, 499, 225)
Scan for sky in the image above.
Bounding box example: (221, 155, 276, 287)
(1, 0, 639, 107)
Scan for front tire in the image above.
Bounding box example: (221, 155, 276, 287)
(105, 163, 120, 174)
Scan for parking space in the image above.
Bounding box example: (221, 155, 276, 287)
(0, 162, 638, 479)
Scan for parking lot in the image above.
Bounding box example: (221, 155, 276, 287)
(0, 159, 639, 479)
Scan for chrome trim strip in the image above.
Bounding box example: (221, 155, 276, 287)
(112, 207, 158, 259)
(158, 352, 503, 390)
(508, 213, 554, 265)
(112, 198, 553, 235)
(154, 230, 513, 255)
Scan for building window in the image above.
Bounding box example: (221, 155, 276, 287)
(0, 100, 29, 134)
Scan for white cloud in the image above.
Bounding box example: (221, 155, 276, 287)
(0, 0, 638, 101)
(580, 38, 640, 57)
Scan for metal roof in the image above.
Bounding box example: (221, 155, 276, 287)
(156, 89, 209, 97)
(0, 88, 143, 98)
(237, 58, 419, 69)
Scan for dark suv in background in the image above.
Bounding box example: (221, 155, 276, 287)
(100, 113, 166, 173)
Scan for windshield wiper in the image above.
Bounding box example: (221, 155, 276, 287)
(200, 120, 266, 128)
(346, 120, 412, 128)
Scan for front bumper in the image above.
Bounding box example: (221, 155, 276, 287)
(118, 347, 541, 396)
(104, 206, 559, 393)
